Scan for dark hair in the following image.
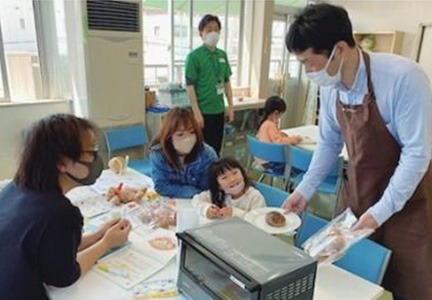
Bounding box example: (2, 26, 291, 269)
(198, 14, 221, 32)
(285, 3, 356, 57)
(14, 114, 97, 192)
(208, 157, 251, 208)
(151, 108, 204, 170)
(257, 96, 286, 130)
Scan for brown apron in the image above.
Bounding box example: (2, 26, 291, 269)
(336, 51, 432, 300)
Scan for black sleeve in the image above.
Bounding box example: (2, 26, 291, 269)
(38, 208, 83, 287)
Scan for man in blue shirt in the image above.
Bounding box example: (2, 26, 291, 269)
(283, 4, 432, 300)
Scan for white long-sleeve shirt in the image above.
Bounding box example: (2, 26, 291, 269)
(191, 186, 266, 218)
(296, 50, 432, 226)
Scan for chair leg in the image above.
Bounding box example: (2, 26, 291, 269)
(283, 179, 290, 192)
(258, 174, 265, 182)
(270, 177, 274, 187)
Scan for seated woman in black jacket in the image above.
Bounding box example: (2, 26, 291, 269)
(0, 114, 131, 300)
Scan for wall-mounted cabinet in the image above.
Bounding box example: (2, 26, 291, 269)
(354, 31, 403, 54)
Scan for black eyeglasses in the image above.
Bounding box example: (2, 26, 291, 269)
(82, 148, 99, 161)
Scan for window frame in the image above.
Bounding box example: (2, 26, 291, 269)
(0, 0, 60, 103)
(0, 19, 10, 102)
(143, 0, 245, 88)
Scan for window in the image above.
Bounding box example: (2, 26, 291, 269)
(143, 0, 244, 88)
(53, 0, 72, 100)
(0, 0, 70, 102)
(269, 19, 287, 80)
(174, 0, 191, 84)
(226, 0, 242, 86)
(0, 0, 41, 101)
(143, 0, 170, 87)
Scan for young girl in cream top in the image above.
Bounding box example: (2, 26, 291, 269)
(192, 158, 265, 218)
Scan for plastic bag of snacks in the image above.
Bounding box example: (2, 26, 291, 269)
(302, 208, 374, 265)
(121, 199, 176, 230)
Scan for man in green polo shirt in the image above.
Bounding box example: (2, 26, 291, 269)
(185, 14, 234, 155)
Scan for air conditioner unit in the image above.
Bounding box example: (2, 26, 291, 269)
(82, 0, 144, 128)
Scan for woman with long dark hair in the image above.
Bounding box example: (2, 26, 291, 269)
(150, 108, 218, 198)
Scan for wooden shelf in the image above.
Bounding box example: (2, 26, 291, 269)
(354, 31, 403, 54)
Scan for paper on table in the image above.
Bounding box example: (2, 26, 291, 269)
(94, 229, 177, 289)
(94, 248, 165, 289)
(72, 195, 112, 218)
(128, 279, 186, 300)
(92, 169, 153, 195)
(83, 210, 122, 234)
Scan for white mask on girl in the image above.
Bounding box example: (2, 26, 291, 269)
(172, 134, 197, 154)
(224, 181, 245, 196)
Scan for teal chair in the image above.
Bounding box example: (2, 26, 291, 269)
(246, 136, 290, 189)
(295, 212, 391, 284)
(254, 181, 289, 207)
(105, 125, 152, 176)
(288, 145, 344, 195)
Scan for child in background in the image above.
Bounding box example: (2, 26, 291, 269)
(256, 96, 302, 144)
(192, 157, 265, 219)
(256, 96, 302, 173)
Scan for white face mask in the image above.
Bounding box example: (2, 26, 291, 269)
(224, 181, 245, 196)
(172, 134, 197, 155)
(306, 46, 344, 86)
(205, 31, 220, 47)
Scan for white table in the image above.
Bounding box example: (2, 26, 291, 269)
(228, 97, 265, 111)
(282, 125, 349, 161)
(48, 169, 387, 300)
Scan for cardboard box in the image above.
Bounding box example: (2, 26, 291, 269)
(145, 91, 156, 108)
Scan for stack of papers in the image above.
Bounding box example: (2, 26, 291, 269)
(94, 229, 177, 289)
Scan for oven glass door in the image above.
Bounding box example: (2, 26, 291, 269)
(182, 243, 255, 300)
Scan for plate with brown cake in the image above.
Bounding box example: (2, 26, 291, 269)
(244, 207, 301, 234)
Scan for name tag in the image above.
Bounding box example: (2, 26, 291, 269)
(218, 57, 226, 63)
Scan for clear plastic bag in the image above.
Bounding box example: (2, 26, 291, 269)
(121, 199, 176, 230)
(302, 208, 374, 265)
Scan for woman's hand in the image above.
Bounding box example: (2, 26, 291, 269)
(96, 217, 120, 240)
(101, 219, 132, 249)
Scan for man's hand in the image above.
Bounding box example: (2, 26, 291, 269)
(282, 192, 307, 214)
(351, 211, 379, 231)
(226, 107, 234, 123)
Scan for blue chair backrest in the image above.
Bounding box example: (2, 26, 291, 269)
(295, 212, 391, 284)
(247, 136, 288, 163)
(334, 238, 391, 284)
(289, 145, 342, 178)
(295, 212, 328, 247)
(289, 146, 313, 173)
(254, 181, 289, 207)
(105, 125, 148, 154)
